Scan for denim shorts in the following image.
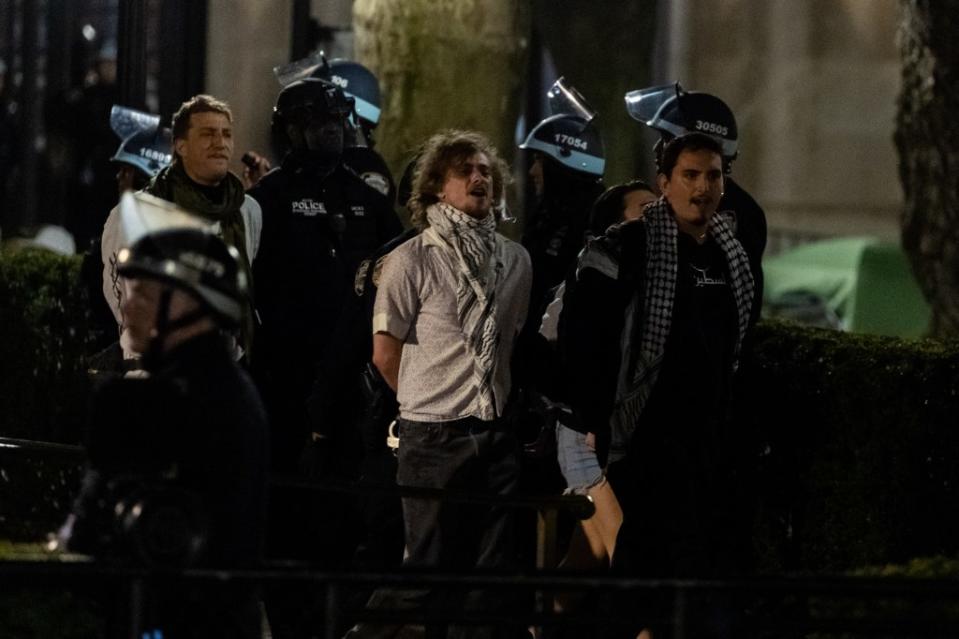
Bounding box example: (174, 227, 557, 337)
(555, 422, 603, 495)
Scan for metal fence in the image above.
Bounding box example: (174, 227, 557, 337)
(4, 436, 959, 638)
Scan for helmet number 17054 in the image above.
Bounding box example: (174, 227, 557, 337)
(554, 133, 588, 151)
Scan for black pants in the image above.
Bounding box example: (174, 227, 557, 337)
(347, 416, 521, 639)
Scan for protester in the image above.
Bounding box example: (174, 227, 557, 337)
(560, 133, 761, 637)
(625, 83, 766, 319)
(346, 129, 531, 639)
(100, 95, 263, 360)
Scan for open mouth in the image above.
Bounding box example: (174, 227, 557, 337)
(690, 196, 711, 208)
(469, 186, 488, 198)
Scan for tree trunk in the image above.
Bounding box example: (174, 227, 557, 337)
(896, 0, 959, 337)
(352, 0, 531, 191)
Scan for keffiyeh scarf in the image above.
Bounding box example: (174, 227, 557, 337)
(608, 199, 755, 461)
(426, 202, 503, 420)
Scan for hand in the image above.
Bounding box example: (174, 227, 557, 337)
(241, 151, 271, 190)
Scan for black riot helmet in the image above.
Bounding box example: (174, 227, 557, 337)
(626, 83, 739, 169)
(272, 78, 354, 147)
(519, 114, 605, 178)
(117, 227, 247, 330)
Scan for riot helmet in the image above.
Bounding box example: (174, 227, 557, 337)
(109, 105, 173, 178)
(625, 82, 738, 161)
(316, 59, 382, 130)
(117, 226, 247, 330)
(272, 78, 354, 162)
(520, 114, 605, 178)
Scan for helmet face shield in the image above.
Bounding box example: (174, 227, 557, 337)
(273, 51, 328, 88)
(625, 83, 682, 125)
(110, 105, 161, 140)
(547, 77, 596, 123)
(626, 83, 739, 159)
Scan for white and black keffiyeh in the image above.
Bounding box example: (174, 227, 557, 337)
(426, 202, 503, 420)
(607, 198, 755, 461)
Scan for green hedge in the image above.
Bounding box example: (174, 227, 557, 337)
(739, 322, 959, 573)
(0, 248, 95, 443)
(3, 248, 959, 575)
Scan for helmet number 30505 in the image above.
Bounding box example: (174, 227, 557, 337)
(694, 120, 729, 137)
(554, 133, 588, 151)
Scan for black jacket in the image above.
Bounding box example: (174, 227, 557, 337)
(69, 332, 270, 570)
(559, 215, 762, 462)
(248, 155, 403, 467)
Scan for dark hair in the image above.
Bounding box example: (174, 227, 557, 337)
(407, 129, 509, 228)
(587, 179, 656, 236)
(658, 132, 723, 178)
(171, 94, 232, 143)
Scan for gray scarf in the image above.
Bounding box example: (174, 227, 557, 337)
(426, 202, 503, 420)
(608, 198, 755, 462)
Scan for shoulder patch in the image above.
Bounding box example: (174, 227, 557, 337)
(372, 253, 391, 288)
(361, 172, 391, 197)
(354, 259, 372, 297)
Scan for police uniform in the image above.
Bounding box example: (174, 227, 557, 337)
(249, 153, 403, 470)
(343, 145, 396, 205)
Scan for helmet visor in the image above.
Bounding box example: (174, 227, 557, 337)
(119, 191, 212, 250)
(624, 83, 682, 124)
(110, 105, 160, 141)
(273, 51, 329, 87)
(547, 77, 596, 122)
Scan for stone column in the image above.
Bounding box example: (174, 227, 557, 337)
(205, 0, 292, 168)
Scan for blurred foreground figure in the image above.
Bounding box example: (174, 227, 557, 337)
(62, 207, 269, 639)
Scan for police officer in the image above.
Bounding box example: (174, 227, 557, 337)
(250, 77, 402, 472)
(88, 107, 173, 355)
(314, 58, 397, 203)
(520, 79, 606, 314)
(62, 205, 269, 638)
(625, 83, 767, 319)
(249, 80, 402, 637)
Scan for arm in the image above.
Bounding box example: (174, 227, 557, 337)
(370, 244, 419, 395)
(100, 205, 124, 327)
(372, 332, 403, 392)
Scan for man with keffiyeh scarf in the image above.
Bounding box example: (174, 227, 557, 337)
(559, 133, 761, 638)
(346, 130, 531, 639)
(101, 94, 262, 361)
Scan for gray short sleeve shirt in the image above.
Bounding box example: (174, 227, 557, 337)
(373, 227, 532, 422)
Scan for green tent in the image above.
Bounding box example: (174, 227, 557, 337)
(763, 236, 931, 338)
